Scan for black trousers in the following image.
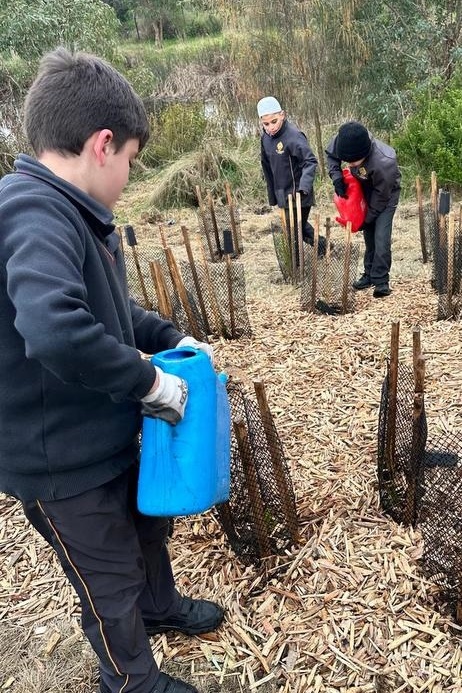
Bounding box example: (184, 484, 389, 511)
(283, 205, 326, 262)
(362, 206, 396, 285)
(23, 465, 181, 693)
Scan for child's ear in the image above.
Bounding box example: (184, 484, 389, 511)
(93, 129, 114, 164)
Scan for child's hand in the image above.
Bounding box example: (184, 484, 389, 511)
(176, 336, 214, 364)
(141, 368, 188, 424)
(333, 178, 348, 198)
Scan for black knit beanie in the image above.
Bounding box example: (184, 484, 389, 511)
(336, 121, 371, 162)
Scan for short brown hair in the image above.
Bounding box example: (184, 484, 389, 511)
(24, 46, 150, 156)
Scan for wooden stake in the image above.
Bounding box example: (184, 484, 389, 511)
(253, 381, 299, 542)
(181, 226, 212, 335)
(447, 211, 455, 316)
(233, 418, 272, 558)
(278, 208, 290, 279)
(325, 217, 332, 261)
(456, 553, 462, 624)
(158, 224, 168, 249)
(287, 194, 297, 282)
(431, 171, 438, 224)
(225, 181, 241, 256)
(207, 189, 222, 259)
(386, 321, 400, 477)
(124, 225, 151, 309)
(279, 207, 288, 238)
(296, 192, 304, 283)
(416, 176, 428, 264)
(195, 185, 215, 261)
(457, 589, 462, 625)
(310, 213, 320, 312)
(225, 255, 236, 339)
(116, 225, 125, 258)
(341, 221, 353, 314)
(149, 260, 173, 320)
(324, 217, 333, 304)
(412, 328, 421, 382)
(164, 247, 202, 340)
(198, 237, 228, 338)
(405, 354, 425, 526)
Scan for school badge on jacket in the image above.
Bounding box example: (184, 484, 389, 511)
(276, 141, 284, 154)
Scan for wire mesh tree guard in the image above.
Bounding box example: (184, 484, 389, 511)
(377, 321, 462, 623)
(416, 172, 462, 320)
(119, 225, 252, 340)
(300, 220, 360, 316)
(215, 379, 299, 566)
(271, 192, 311, 286)
(272, 207, 359, 314)
(195, 183, 244, 262)
(418, 432, 462, 625)
(377, 322, 427, 528)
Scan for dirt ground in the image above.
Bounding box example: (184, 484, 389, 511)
(1, 198, 462, 693)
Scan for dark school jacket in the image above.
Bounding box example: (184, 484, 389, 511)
(0, 155, 184, 502)
(325, 136, 401, 224)
(260, 119, 318, 208)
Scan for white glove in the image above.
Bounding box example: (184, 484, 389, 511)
(141, 367, 188, 425)
(176, 336, 214, 364)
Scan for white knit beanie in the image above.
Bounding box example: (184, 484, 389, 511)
(257, 96, 282, 117)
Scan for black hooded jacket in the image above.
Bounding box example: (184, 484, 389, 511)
(325, 135, 401, 224)
(0, 155, 183, 501)
(260, 119, 318, 208)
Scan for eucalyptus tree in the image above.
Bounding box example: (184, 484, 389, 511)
(0, 0, 120, 163)
(354, 0, 462, 130)
(0, 0, 120, 59)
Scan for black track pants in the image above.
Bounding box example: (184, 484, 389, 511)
(23, 465, 181, 693)
(362, 206, 396, 285)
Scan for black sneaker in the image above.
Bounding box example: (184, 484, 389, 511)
(317, 236, 329, 257)
(144, 597, 224, 636)
(154, 672, 199, 693)
(373, 284, 391, 298)
(99, 672, 199, 693)
(353, 274, 372, 290)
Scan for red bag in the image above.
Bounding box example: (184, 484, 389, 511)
(333, 168, 367, 232)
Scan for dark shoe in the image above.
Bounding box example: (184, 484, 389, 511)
(99, 671, 199, 693)
(144, 596, 224, 636)
(353, 274, 372, 290)
(302, 221, 315, 244)
(373, 284, 391, 298)
(317, 236, 328, 257)
(154, 672, 199, 693)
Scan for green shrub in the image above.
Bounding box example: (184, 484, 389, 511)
(182, 11, 222, 39)
(122, 65, 157, 99)
(393, 85, 462, 189)
(140, 102, 207, 167)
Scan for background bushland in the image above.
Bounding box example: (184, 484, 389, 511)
(1, 0, 462, 203)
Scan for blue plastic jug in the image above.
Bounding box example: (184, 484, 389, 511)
(137, 347, 231, 516)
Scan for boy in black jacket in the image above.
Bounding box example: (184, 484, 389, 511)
(258, 96, 327, 258)
(326, 121, 401, 297)
(0, 47, 223, 693)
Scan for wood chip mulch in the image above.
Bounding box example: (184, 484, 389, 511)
(1, 205, 462, 693)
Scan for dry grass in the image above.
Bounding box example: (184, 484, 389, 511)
(2, 201, 462, 693)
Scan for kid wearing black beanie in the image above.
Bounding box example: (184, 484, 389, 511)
(325, 121, 401, 297)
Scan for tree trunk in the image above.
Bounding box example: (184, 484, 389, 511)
(313, 107, 325, 180)
(133, 11, 140, 40)
(154, 20, 163, 48)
